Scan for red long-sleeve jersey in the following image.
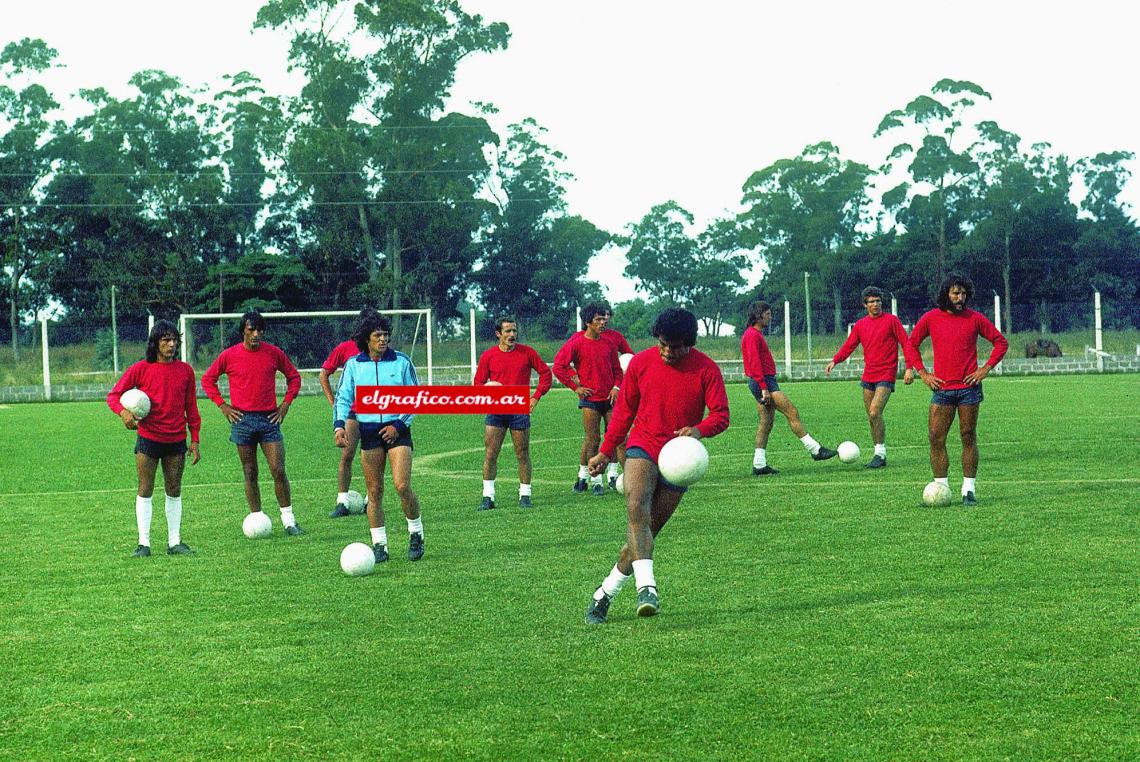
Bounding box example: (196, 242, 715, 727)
(909, 308, 1008, 390)
(600, 328, 634, 355)
(741, 325, 777, 388)
(831, 313, 921, 383)
(552, 332, 622, 403)
(201, 342, 301, 412)
(107, 359, 201, 443)
(321, 339, 359, 373)
(600, 347, 730, 461)
(473, 343, 553, 400)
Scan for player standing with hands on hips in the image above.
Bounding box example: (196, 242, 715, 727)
(201, 310, 304, 535)
(909, 273, 1008, 506)
(107, 320, 201, 557)
(583, 308, 729, 624)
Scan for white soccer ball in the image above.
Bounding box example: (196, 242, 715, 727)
(614, 472, 624, 494)
(242, 511, 273, 539)
(837, 441, 861, 464)
(922, 481, 953, 507)
(619, 353, 634, 372)
(484, 380, 503, 386)
(340, 542, 376, 577)
(120, 388, 151, 419)
(344, 490, 367, 514)
(657, 436, 709, 487)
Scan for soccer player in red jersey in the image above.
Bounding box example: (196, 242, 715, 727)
(473, 317, 553, 510)
(909, 273, 1008, 506)
(201, 310, 305, 534)
(825, 287, 921, 468)
(597, 303, 634, 488)
(583, 308, 729, 623)
(321, 307, 381, 518)
(742, 301, 837, 475)
(107, 320, 201, 557)
(552, 302, 623, 496)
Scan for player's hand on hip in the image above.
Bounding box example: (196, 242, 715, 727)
(269, 402, 290, 424)
(221, 403, 243, 423)
(575, 386, 593, 399)
(963, 365, 990, 385)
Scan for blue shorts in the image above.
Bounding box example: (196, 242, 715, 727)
(359, 423, 414, 452)
(230, 412, 283, 446)
(135, 435, 188, 458)
(861, 380, 896, 392)
(578, 399, 612, 415)
(625, 446, 687, 494)
(485, 413, 531, 430)
(932, 385, 984, 407)
(747, 375, 780, 401)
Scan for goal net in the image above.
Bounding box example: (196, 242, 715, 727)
(178, 308, 435, 385)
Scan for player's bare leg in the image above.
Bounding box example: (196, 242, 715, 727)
(362, 446, 389, 561)
(480, 424, 507, 510)
(510, 428, 534, 507)
(388, 445, 424, 560)
(236, 444, 262, 512)
(160, 452, 191, 553)
(579, 407, 604, 494)
(928, 404, 956, 478)
(957, 403, 981, 505)
(864, 386, 892, 467)
(772, 390, 835, 460)
(261, 440, 299, 533)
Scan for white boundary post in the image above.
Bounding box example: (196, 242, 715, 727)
(891, 296, 898, 316)
(993, 293, 1003, 374)
(147, 314, 155, 334)
(426, 309, 434, 386)
(469, 308, 477, 381)
(111, 285, 119, 374)
(783, 299, 792, 376)
(40, 315, 51, 401)
(179, 315, 188, 363)
(1094, 291, 1103, 372)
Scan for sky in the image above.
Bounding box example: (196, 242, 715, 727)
(6, 1, 1139, 303)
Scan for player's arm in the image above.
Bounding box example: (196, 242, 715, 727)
(590, 370, 640, 474)
(107, 365, 142, 429)
(692, 366, 730, 439)
(741, 332, 770, 403)
(908, 316, 941, 390)
(473, 353, 490, 385)
(529, 348, 553, 411)
(185, 366, 202, 464)
(271, 350, 302, 424)
(608, 346, 622, 404)
(827, 325, 861, 374)
(965, 315, 1009, 385)
(380, 357, 418, 443)
(893, 318, 920, 385)
(201, 354, 242, 421)
(333, 361, 356, 447)
(553, 341, 590, 398)
(319, 368, 336, 405)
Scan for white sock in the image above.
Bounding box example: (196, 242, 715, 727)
(599, 565, 632, 598)
(606, 462, 619, 477)
(370, 526, 387, 546)
(753, 448, 767, 468)
(482, 480, 495, 499)
(337, 491, 350, 506)
(874, 443, 887, 457)
(407, 516, 423, 535)
(578, 465, 589, 479)
(135, 496, 153, 547)
(962, 477, 977, 495)
(519, 483, 532, 497)
(800, 434, 821, 455)
(164, 494, 182, 546)
(935, 477, 950, 487)
(279, 505, 296, 528)
(632, 559, 656, 591)
(591, 474, 604, 486)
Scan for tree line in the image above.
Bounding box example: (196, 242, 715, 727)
(3, 3, 1138, 362)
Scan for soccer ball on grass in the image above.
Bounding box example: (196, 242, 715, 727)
(340, 542, 376, 576)
(837, 441, 860, 464)
(922, 481, 953, 507)
(344, 490, 367, 514)
(242, 511, 273, 539)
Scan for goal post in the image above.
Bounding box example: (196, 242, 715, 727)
(179, 308, 434, 385)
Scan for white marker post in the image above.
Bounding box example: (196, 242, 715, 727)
(783, 299, 792, 376)
(1094, 291, 1103, 372)
(41, 315, 51, 402)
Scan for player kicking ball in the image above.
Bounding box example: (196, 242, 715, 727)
(583, 308, 729, 624)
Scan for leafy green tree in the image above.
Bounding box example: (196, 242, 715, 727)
(255, 0, 509, 321)
(0, 38, 60, 359)
(1074, 151, 1140, 328)
(875, 79, 990, 277)
(737, 141, 872, 333)
(479, 118, 609, 338)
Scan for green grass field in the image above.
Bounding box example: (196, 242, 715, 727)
(0, 376, 1137, 759)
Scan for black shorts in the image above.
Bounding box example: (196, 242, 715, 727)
(578, 399, 612, 415)
(359, 423, 414, 452)
(860, 380, 896, 392)
(135, 435, 188, 458)
(485, 413, 531, 430)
